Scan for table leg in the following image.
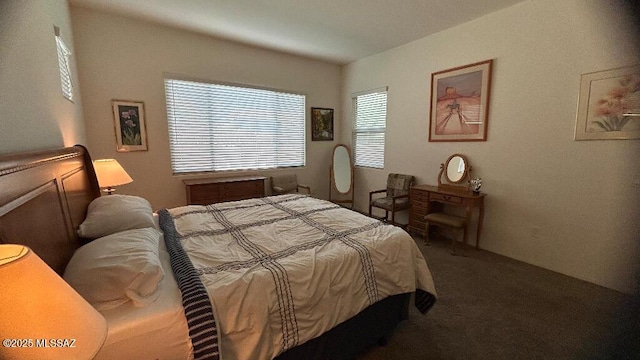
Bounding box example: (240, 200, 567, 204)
(464, 205, 472, 251)
(476, 197, 485, 249)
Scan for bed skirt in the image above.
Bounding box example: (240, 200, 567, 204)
(275, 292, 411, 360)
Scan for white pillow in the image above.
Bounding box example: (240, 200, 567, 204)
(78, 194, 155, 239)
(64, 227, 165, 311)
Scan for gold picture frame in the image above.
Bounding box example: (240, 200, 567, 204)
(574, 64, 640, 140)
(429, 59, 493, 142)
(112, 99, 148, 152)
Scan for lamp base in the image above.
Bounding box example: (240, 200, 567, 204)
(101, 187, 116, 195)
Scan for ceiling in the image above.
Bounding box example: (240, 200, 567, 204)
(69, 0, 527, 64)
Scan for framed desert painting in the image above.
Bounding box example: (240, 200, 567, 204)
(429, 59, 493, 142)
(112, 99, 148, 152)
(574, 64, 640, 140)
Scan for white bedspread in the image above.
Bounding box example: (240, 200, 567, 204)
(167, 194, 437, 360)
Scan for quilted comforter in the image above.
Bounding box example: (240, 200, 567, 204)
(159, 194, 436, 360)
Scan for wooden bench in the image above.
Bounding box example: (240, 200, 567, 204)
(424, 212, 467, 255)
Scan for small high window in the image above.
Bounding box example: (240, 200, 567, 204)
(54, 26, 73, 102)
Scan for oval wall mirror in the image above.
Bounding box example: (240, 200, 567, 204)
(446, 154, 467, 183)
(330, 144, 354, 208)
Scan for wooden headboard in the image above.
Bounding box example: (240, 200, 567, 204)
(0, 145, 100, 275)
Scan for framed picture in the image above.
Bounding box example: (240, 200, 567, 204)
(429, 59, 493, 142)
(311, 107, 334, 141)
(111, 100, 148, 152)
(574, 64, 640, 140)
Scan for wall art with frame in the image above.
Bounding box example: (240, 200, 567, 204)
(311, 107, 334, 141)
(112, 99, 148, 152)
(429, 59, 493, 142)
(574, 64, 640, 140)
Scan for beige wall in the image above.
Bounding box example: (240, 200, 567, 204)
(71, 7, 342, 210)
(342, 0, 640, 293)
(0, 0, 86, 154)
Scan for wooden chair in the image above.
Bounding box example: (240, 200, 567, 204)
(270, 174, 311, 195)
(369, 173, 415, 226)
(424, 212, 467, 255)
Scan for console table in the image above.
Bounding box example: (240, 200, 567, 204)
(183, 176, 266, 205)
(408, 184, 486, 249)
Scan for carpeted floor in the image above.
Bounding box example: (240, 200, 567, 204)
(357, 235, 639, 360)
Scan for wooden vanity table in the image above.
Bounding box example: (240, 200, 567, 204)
(408, 185, 486, 249)
(409, 153, 486, 250)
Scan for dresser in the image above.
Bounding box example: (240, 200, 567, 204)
(183, 176, 266, 205)
(409, 184, 486, 249)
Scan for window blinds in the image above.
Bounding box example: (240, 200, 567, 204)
(352, 89, 387, 169)
(164, 79, 306, 174)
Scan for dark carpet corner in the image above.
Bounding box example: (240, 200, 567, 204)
(357, 235, 638, 360)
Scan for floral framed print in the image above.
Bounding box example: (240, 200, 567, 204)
(429, 59, 493, 142)
(574, 64, 640, 140)
(311, 107, 334, 141)
(112, 100, 148, 151)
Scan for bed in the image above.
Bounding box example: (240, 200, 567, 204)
(0, 145, 437, 360)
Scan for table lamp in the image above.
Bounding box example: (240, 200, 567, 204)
(0, 244, 108, 360)
(93, 159, 133, 195)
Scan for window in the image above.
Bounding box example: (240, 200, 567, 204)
(352, 88, 387, 169)
(54, 27, 73, 101)
(164, 78, 306, 174)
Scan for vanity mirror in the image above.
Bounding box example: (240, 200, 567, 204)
(438, 153, 472, 191)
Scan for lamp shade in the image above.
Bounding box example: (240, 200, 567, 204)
(0, 245, 108, 360)
(93, 159, 133, 194)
